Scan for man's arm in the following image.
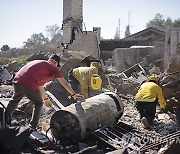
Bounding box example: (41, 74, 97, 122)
(157, 87, 166, 109)
(57, 77, 76, 96)
(39, 86, 48, 99)
(39, 86, 52, 107)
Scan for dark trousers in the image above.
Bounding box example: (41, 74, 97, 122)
(6, 83, 43, 128)
(136, 99, 157, 124)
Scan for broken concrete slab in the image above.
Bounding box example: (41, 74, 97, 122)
(117, 83, 139, 95)
(0, 98, 10, 107)
(26, 51, 48, 61)
(149, 66, 161, 75)
(158, 113, 170, 120)
(161, 61, 180, 99)
(60, 51, 92, 79)
(0, 67, 12, 83)
(113, 47, 163, 73)
(121, 63, 146, 78)
(0, 85, 13, 98)
(165, 61, 180, 77)
(4, 61, 20, 73)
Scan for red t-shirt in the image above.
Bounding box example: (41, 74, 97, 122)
(13, 60, 62, 90)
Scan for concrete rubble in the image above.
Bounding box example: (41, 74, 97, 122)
(0, 51, 180, 154)
(0, 67, 12, 84)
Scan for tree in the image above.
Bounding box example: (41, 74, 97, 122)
(1, 45, 10, 51)
(45, 24, 61, 40)
(164, 17, 173, 28)
(146, 13, 165, 28)
(172, 18, 180, 28)
(23, 33, 49, 49)
(146, 13, 180, 29)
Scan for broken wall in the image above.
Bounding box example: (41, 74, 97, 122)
(164, 28, 180, 67)
(68, 31, 100, 59)
(113, 47, 164, 73)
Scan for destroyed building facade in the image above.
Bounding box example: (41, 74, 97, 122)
(107, 27, 180, 73)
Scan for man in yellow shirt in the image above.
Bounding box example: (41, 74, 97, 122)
(135, 75, 166, 128)
(68, 62, 101, 99)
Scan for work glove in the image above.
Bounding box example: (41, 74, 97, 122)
(71, 93, 84, 100)
(43, 98, 52, 107)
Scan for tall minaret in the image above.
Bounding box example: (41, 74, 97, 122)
(62, 0, 83, 44)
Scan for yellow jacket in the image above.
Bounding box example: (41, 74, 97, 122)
(73, 66, 98, 98)
(135, 82, 166, 108)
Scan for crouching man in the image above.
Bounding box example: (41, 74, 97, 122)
(135, 75, 167, 129)
(68, 62, 102, 99)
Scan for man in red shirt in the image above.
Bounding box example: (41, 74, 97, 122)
(6, 54, 79, 129)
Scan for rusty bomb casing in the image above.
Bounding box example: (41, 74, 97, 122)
(50, 92, 124, 140)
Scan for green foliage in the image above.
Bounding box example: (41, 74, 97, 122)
(23, 33, 49, 49)
(1, 44, 10, 51)
(146, 13, 180, 29)
(164, 17, 173, 28)
(0, 48, 30, 58)
(172, 18, 180, 27)
(0, 55, 28, 65)
(146, 13, 165, 28)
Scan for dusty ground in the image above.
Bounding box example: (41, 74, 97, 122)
(0, 84, 180, 153)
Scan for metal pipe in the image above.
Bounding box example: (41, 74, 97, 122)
(50, 92, 124, 140)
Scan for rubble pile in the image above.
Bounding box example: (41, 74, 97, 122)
(0, 52, 179, 153)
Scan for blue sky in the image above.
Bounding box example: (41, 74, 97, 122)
(0, 0, 179, 48)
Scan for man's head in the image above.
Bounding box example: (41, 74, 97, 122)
(49, 54, 60, 67)
(90, 62, 101, 69)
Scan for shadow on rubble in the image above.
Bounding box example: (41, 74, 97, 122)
(0, 126, 33, 154)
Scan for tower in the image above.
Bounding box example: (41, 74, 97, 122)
(62, 0, 83, 44)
